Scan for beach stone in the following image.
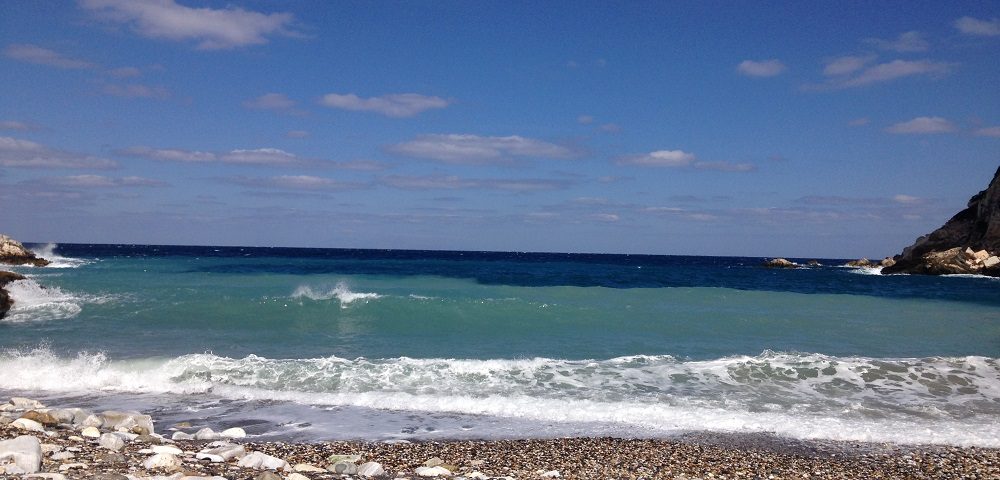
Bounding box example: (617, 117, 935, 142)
(12, 417, 45, 432)
(254, 472, 282, 480)
(469, 460, 485, 467)
(152, 445, 184, 455)
(326, 453, 362, 464)
(220, 427, 247, 438)
(415, 466, 452, 477)
(90, 474, 128, 480)
(143, 453, 183, 471)
(237, 451, 290, 471)
(99, 432, 126, 451)
(194, 427, 218, 440)
(294, 463, 326, 472)
(51, 451, 75, 460)
(101, 410, 154, 435)
(137, 434, 162, 444)
(197, 444, 245, 462)
(0, 435, 43, 474)
(287, 474, 311, 480)
(10, 397, 45, 410)
(171, 431, 194, 440)
(24, 474, 69, 480)
(83, 414, 104, 428)
(540, 470, 561, 478)
(331, 460, 359, 474)
(358, 461, 385, 477)
(467, 472, 487, 479)
(40, 443, 62, 454)
(424, 457, 445, 467)
(57, 462, 87, 472)
(81, 426, 101, 438)
(0, 416, 11, 425)
(98, 452, 127, 464)
(21, 410, 59, 426)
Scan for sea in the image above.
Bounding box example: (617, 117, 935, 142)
(1, 243, 998, 446)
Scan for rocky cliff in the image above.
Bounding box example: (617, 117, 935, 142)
(883, 166, 1000, 276)
(0, 234, 49, 267)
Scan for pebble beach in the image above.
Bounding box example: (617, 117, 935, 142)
(2, 397, 999, 480)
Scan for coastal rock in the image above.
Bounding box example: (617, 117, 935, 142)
(220, 427, 246, 438)
(21, 410, 59, 426)
(0, 435, 43, 474)
(845, 258, 873, 267)
(101, 411, 154, 435)
(197, 444, 245, 462)
(99, 433, 126, 451)
(170, 431, 194, 441)
(237, 451, 290, 471)
(9, 397, 45, 410)
(357, 461, 385, 477)
(330, 460, 359, 474)
(884, 166, 1000, 276)
(762, 258, 796, 268)
(193, 427, 218, 440)
(0, 271, 26, 319)
(12, 417, 45, 432)
(415, 465, 453, 477)
(81, 426, 101, 438)
(142, 453, 182, 471)
(879, 257, 896, 268)
(0, 235, 50, 267)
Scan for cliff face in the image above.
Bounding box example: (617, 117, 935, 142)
(0, 234, 50, 267)
(883, 166, 1000, 276)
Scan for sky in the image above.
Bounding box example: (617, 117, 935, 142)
(1, 0, 998, 258)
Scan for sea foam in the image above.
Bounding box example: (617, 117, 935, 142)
(29, 243, 93, 268)
(291, 282, 381, 308)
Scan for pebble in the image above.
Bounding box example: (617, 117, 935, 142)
(358, 461, 386, 477)
(415, 465, 452, 477)
(142, 452, 182, 471)
(152, 445, 184, 455)
(51, 451, 75, 460)
(81, 426, 101, 438)
(287, 473, 311, 480)
(57, 462, 87, 471)
(99, 432, 126, 451)
(12, 418, 45, 432)
(237, 451, 290, 471)
(293, 463, 326, 472)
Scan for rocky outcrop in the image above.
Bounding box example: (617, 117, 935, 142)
(0, 235, 49, 267)
(884, 166, 1000, 276)
(0, 271, 26, 320)
(763, 258, 797, 268)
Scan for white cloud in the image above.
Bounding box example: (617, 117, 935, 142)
(892, 194, 922, 204)
(0, 136, 117, 169)
(227, 175, 360, 191)
(44, 174, 165, 187)
(389, 134, 574, 164)
(243, 93, 296, 110)
(381, 175, 570, 191)
(221, 148, 299, 165)
(954, 16, 1000, 36)
(3, 44, 94, 69)
(886, 116, 956, 134)
(737, 59, 786, 77)
(0, 120, 39, 131)
(319, 93, 450, 118)
(122, 146, 305, 165)
(102, 83, 169, 99)
(120, 146, 216, 162)
(811, 59, 954, 89)
(867, 31, 929, 52)
(617, 150, 695, 167)
(79, 0, 298, 50)
(107, 66, 142, 78)
(974, 126, 1000, 137)
(589, 213, 619, 222)
(823, 55, 875, 76)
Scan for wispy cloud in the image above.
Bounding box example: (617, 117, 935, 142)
(41, 174, 166, 187)
(389, 134, 574, 164)
(0, 136, 117, 169)
(3, 44, 95, 69)
(381, 174, 572, 191)
(974, 126, 1000, 137)
(79, 0, 299, 50)
(121, 146, 305, 166)
(106, 66, 142, 78)
(286, 130, 309, 139)
(736, 59, 786, 77)
(822, 55, 876, 76)
(848, 117, 871, 127)
(866, 31, 929, 52)
(807, 59, 954, 90)
(319, 93, 450, 118)
(886, 116, 956, 134)
(954, 16, 1000, 36)
(0, 120, 41, 132)
(243, 93, 297, 111)
(616, 150, 754, 172)
(225, 175, 365, 191)
(101, 83, 170, 99)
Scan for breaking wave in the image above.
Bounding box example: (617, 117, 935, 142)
(30, 243, 93, 269)
(290, 282, 381, 308)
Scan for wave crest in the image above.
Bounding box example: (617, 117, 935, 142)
(290, 282, 381, 308)
(30, 243, 93, 268)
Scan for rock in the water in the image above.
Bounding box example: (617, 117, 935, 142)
(12, 417, 45, 432)
(358, 461, 385, 477)
(142, 452, 182, 471)
(98, 433, 126, 451)
(845, 258, 873, 267)
(0, 271, 27, 319)
(763, 258, 797, 268)
(101, 410, 154, 435)
(0, 435, 43, 474)
(884, 166, 1000, 276)
(220, 427, 247, 438)
(237, 451, 290, 471)
(0, 235, 50, 267)
(8, 397, 45, 410)
(193, 427, 217, 440)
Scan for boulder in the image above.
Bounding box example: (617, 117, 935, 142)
(762, 258, 796, 268)
(0, 235, 50, 267)
(12, 417, 45, 432)
(358, 461, 385, 478)
(415, 466, 452, 477)
(193, 427, 217, 440)
(220, 427, 247, 438)
(879, 257, 896, 268)
(237, 451, 290, 471)
(98, 433, 125, 451)
(0, 435, 43, 474)
(294, 463, 326, 473)
(845, 258, 873, 267)
(142, 452, 182, 471)
(885, 166, 1000, 276)
(100, 410, 154, 435)
(81, 426, 101, 438)
(196, 443, 245, 462)
(20, 410, 59, 426)
(9, 397, 45, 410)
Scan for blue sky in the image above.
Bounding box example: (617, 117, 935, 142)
(1, 1, 998, 257)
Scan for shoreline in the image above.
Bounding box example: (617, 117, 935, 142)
(3, 399, 1000, 479)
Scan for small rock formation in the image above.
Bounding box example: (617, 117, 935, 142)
(845, 258, 873, 268)
(884, 166, 1000, 276)
(0, 234, 49, 267)
(763, 258, 797, 268)
(0, 271, 26, 319)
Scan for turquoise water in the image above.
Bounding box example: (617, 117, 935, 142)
(1, 244, 999, 445)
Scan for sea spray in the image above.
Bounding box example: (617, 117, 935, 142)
(291, 282, 381, 307)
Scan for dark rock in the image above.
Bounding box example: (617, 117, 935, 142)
(0, 235, 50, 267)
(845, 258, 873, 268)
(884, 166, 1000, 276)
(0, 271, 26, 320)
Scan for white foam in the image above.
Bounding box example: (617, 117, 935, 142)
(29, 243, 93, 268)
(1, 348, 998, 446)
(847, 266, 883, 275)
(291, 282, 381, 308)
(3, 279, 83, 322)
